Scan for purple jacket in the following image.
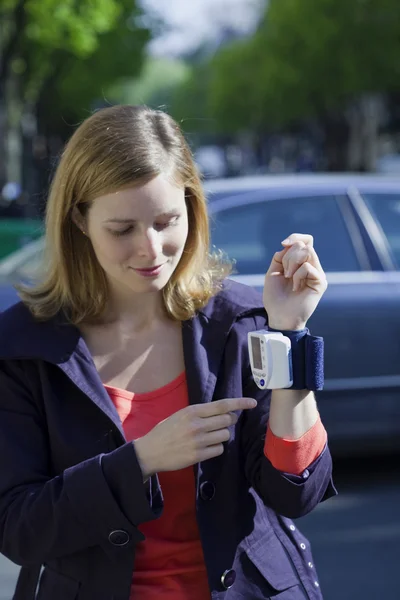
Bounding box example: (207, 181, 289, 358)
(0, 280, 336, 600)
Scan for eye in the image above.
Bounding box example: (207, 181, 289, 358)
(110, 226, 134, 237)
(154, 216, 180, 231)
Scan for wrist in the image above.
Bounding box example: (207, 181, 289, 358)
(267, 320, 307, 332)
(133, 436, 157, 481)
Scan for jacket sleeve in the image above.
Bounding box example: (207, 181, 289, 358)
(0, 360, 163, 567)
(237, 313, 337, 519)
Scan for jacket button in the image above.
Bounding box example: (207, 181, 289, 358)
(221, 569, 236, 589)
(108, 530, 130, 546)
(200, 481, 216, 501)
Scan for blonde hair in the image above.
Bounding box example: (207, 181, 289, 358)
(19, 105, 232, 324)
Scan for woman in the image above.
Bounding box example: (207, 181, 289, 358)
(0, 105, 336, 600)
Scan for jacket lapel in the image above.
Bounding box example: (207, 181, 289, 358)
(182, 311, 233, 407)
(0, 303, 126, 439)
(182, 311, 233, 493)
(59, 337, 126, 439)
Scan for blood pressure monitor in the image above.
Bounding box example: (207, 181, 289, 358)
(248, 328, 325, 391)
(248, 331, 293, 390)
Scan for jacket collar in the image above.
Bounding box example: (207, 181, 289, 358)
(0, 281, 265, 434)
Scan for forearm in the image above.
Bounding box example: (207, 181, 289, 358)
(269, 389, 319, 440)
(242, 386, 335, 518)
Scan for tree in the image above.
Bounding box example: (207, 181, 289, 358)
(107, 55, 190, 112)
(0, 0, 150, 201)
(209, 0, 400, 170)
(0, 0, 125, 93)
(35, 2, 150, 134)
(208, 37, 267, 133)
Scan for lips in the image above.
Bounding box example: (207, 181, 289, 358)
(132, 263, 166, 277)
(135, 264, 163, 273)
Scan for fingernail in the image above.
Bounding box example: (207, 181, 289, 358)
(292, 283, 297, 292)
(249, 398, 257, 408)
(281, 238, 290, 245)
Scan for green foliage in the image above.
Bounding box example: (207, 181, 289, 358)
(259, 0, 400, 119)
(208, 0, 400, 133)
(25, 0, 122, 56)
(168, 62, 215, 133)
(54, 4, 150, 119)
(208, 38, 267, 132)
(1, 0, 150, 121)
(108, 56, 190, 108)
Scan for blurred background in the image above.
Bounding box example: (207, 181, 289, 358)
(1, 0, 400, 598)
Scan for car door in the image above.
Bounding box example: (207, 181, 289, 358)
(345, 189, 400, 438)
(209, 189, 400, 455)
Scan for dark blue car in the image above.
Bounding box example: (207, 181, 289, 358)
(206, 174, 400, 456)
(1, 174, 400, 456)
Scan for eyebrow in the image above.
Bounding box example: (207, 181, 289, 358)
(104, 211, 181, 224)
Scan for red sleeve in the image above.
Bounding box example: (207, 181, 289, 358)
(264, 416, 327, 475)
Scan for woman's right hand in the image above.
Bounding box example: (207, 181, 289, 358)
(133, 397, 257, 479)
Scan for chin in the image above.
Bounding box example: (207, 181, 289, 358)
(140, 280, 166, 292)
(131, 273, 171, 293)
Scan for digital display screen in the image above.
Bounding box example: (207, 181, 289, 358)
(251, 336, 263, 370)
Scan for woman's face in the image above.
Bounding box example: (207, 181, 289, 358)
(81, 174, 189, 298)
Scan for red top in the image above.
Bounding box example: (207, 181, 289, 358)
(105, 373, 327, 600)
(105, 373, 210, 600)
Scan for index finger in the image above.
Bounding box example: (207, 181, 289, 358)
(281, 233, 314, 248)
(266, 247, 287, 276)
(198, 397, 257, 417)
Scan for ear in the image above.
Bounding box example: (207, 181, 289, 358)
(71, 205, 86, 233)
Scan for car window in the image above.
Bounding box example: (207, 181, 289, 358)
(206, 189, 256, 203)
(210, 195, 360, 274)
(362, 193, 400, 268)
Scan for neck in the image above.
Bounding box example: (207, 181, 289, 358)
(104, 290, 168, 333)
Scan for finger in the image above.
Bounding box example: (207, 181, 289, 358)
(203, 412, 238, 432)
(281, 233, 314, 248)
(197, 397, 257, 417)
(266, 247, 290, 276)
(198, 443, 225, 462)
(203, 428, 231, 445)
(292, 262, 328, 293)
(282, 241, 308, 278)
(308, 245, 324, 273)
(283, 244, 325, 278)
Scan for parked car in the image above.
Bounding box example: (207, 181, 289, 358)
(207, 173, 400, 457)
(1, 173, 400, 456)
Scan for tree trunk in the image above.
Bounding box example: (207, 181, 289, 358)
(318, 111, 350, 171)
(345, 94, 385, 172)
(359, 94, 385, 172)
(0, 0, 27, 187)
(0, 83, 7, 186)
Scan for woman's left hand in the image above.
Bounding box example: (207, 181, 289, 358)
(263, 233, 328, 331)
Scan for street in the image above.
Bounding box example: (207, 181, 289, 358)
(298, 454, 400, 599)
(0, 454, 399, 599)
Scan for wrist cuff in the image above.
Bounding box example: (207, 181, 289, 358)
(267, 327, 324, 390)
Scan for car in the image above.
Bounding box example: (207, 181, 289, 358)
(1, 173, 400, 457)
(206, 173, 400, 457)
(0, 236, 44, 310)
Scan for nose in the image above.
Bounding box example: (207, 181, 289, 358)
(137, 228, 162, 261)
